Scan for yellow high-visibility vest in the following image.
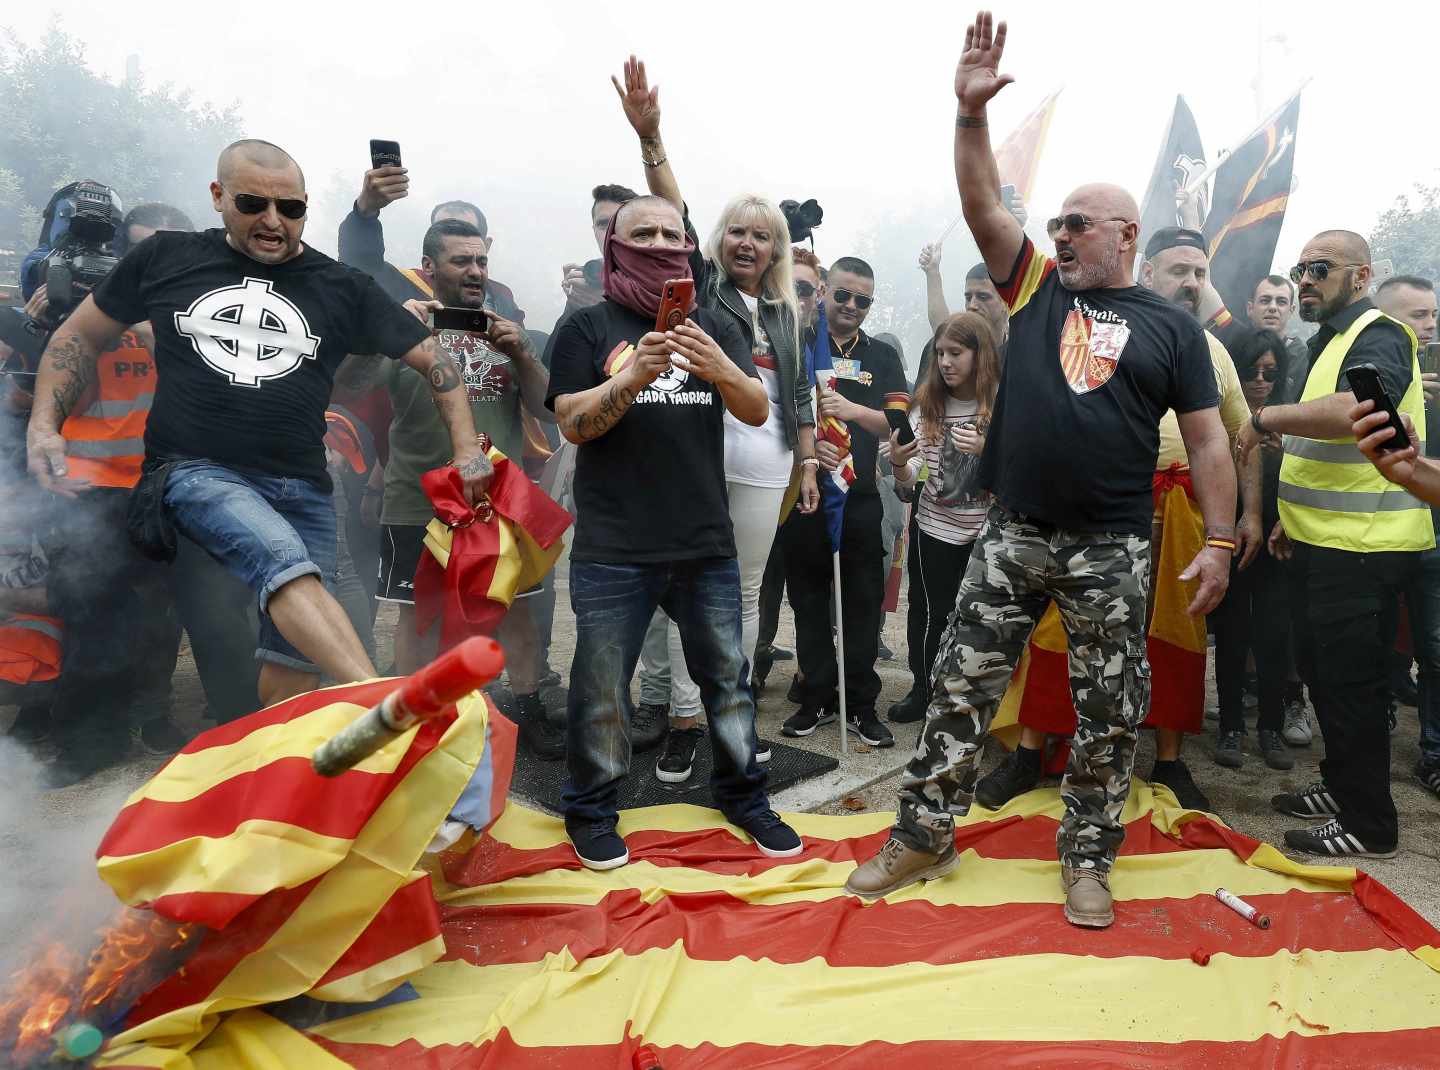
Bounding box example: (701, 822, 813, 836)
(1278, 307, 1434, 552)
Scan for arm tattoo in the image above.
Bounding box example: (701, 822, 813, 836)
(45, 333, 96, 423)
(567, 380, 636, 442)
(1205, 524, 1237, 541)
(955, 114, 988, 128)
(429, 354, 463, 392)
(457, 452, 494, 481)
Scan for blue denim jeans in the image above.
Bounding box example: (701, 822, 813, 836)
(562, 557, 769, 825)
(1406, 545, 1440, 765)
(164, 461, 336, 671)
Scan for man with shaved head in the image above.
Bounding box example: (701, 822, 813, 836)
(847, 12, 1236, 930)
(27, 138, 496, 707)
(1240, 233, 1433, 855)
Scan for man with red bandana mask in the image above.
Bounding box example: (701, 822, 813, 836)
(545, 194, 803, 870)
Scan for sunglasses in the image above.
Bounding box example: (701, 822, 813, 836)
(832, 288, 872, 310)
(226, 187, 307, 221)
(795, 281, 816, 299)
(1246, 365, 1280, 383)
(1045, 213, 1131, 239)
(1289, 260, 1361, 284)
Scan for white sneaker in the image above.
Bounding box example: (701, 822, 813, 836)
(1281, 700, 1312, 747)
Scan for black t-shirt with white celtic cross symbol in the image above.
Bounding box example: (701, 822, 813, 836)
(92, 229, 429, 486)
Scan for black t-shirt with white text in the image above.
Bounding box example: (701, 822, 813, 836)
(92, 229, 429, 487)
(980, 238, 1219, 536)
(545, 300, 755, 563)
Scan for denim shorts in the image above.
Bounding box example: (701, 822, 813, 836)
(164, 461, 336, 671)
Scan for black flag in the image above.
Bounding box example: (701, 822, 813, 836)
(1138, 95, 1207, 258)
(1203, 93, 1302, 315)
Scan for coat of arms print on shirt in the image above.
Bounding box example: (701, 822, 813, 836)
(1057, 304, 1132, 395)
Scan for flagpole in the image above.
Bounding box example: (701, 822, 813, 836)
(833, 550, 848, 755)
(935, 212, 965, 247)
(1179, 79, 1311, 196)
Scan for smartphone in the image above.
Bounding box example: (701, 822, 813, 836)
(431, 306, 493, 334)
(655, 279, 695, 333)
(884, 407, 916, 445)
(369, 139, 402, 170)
(1424, 341, 1440, 377)
(1345, 363, 1412, 452)
(582, 258, 603, 288)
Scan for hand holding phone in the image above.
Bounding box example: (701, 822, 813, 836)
(369, 140, 402, 169)
(655, 279, 695, 333)
(431, 307, 494, 334)
(1345, 363, 1412, 453)
(360, 140, 407, 217)
(884, 407, 916, 446)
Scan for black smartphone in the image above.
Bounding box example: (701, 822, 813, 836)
(432, 306, 493, 334)
(369, 139, 402, 170)
(1345, 363, 1412, 452)
(884, 407, 916, 446)
(1424, 341, 1440, 377)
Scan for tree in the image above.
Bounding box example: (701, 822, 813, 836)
(1370, 184, 1440, 284)
(0, 25, 240, 282)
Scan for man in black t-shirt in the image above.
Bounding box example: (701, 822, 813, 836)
(546, 194, 801, 870)
(780, 257, 910, 749)
(28, 139, 495, 707)
(847, 14, 1235, 930)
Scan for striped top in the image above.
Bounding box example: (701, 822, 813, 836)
(897, 398, 990, 546)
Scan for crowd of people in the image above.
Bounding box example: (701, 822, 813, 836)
(2, 10, 1437, 930)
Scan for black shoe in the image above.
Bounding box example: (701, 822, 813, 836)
(537, 666, 563, 691)
(1271, 781, 1340, 819)
(975, 748, 1041, 810)
(1213, 730, 1244, 769)
(1151, 759, 1210, 812)
(1414, 759, 1440, 799)
(566, 815, 629, 870)
(736, 809, 803, 858)
(786, 673, 804, 705)
(766, 644, 794, 663)
(42, 745, 120, 790)
(781, 704, 835, 738)
(876, 639, 895, 662)
(846, 709, 894, 748)
(8, 704, 51, 745)
(888, 689, 927, 724)
(755, 738, 772, 764)
(1284, 817, 1397, 859)
(515, 693, 564, 761)
(1392, 672, 1419, 708)
(135, 716, 191, 757)
(1257, 730, 1295, 771)
(631, 702, 669, 753)
(656, 726, 704, 783)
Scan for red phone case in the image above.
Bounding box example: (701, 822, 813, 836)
(655, 279, 694, 332)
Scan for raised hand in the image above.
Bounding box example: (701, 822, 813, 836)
(612, 55, 661, 139)
(357, 166, 409, 218)
(919, 243, 942, 275)
(954, 10, 1015, 114)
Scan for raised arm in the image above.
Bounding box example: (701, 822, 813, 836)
(613, 55, 682, 214)
(26, 295, 126, 496)
(919, 243, 952, 330)
(953, 10, 1025, 279)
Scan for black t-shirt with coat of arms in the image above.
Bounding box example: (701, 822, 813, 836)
(978, 237, 1219, 537)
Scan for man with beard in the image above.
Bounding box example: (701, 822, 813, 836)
(846, 12, 1235, 929)
(1238, 230, 1432, 857)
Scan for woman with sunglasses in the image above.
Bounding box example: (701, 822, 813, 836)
(1209, 326, 1295, 771)
(612, 55, 819, 781)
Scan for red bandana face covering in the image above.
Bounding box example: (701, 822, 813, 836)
(601, 211, 697, 319)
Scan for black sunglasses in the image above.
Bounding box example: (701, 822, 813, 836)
(832, 287, 872, 310)
(227, 188, 307, 221)
(1289, 260, 1361, 284)
(795, 281, 816, 299)
(1045, 213, 1131, 239)
(1246, 365, 1280, 383)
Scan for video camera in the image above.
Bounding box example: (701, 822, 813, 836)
(780, 199, 823, 246)
(25, 180, 124, 330)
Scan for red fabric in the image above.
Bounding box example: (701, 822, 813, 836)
(601, 213, 697, 318)
(1152, 463, 1195, 508)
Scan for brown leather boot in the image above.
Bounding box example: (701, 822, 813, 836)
(844, 836, 957, 900)
(1061, 865, 1114, 928)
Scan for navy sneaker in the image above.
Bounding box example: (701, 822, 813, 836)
(566, 816, 629, 870)
(737, 810, 803, 858)
(1284, 817, 1397, 859)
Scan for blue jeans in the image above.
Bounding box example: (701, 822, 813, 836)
(164, 461, 337, 671)
(562, 557, 769, 824)
(1406, 545, 1440, 765)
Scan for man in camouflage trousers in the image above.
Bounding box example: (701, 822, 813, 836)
(846, 13, 1235, 929)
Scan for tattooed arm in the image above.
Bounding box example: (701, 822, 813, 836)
(27, 295, 126, 496)
(553, 331, 673, 445)
(400, 334, 494, 502)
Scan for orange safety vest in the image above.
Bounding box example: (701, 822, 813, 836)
(0, 613, 62, 685)
(61, 329, 154, 490)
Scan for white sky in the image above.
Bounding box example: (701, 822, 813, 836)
(6, 0, 1439, 333)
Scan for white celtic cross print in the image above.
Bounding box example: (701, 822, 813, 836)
(174, 277, 321, 387)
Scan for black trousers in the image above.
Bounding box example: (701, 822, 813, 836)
(905, 521, 976, 698)
(782, 493, 885, 713)
(756, 536, 787, 650)
(1212, 550, 1289, 733)
(1288, 541, 1417, 846)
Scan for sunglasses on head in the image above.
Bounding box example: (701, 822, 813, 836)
(1045, 213, 1131, 239)
(795, 281, 816, 299)
(1289, 260, 1360, 284)
(832, 287, 872, 310)
(227, 188, 307, 221)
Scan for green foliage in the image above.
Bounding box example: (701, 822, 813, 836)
(1370, 184, 1440, 284)
(0, 25, 240, 279)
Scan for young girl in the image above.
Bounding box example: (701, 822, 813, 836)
(888, 311, 1002, 716)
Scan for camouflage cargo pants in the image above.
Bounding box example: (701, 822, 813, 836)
(894, 505, 1152, 874)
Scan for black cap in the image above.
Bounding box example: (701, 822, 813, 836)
(1145, 226, 1207, 260)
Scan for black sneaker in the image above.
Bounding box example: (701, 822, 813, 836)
(515, 693, 564, 761)
(888, 688, 927, 724)
(1414, 759, 1440, 799)
(136, 716, 191, 757)
(1271, 781, 1340, 819)
(656, 726, 704, 784)
(755, 738, 772, 764)
(736, 810, 803, 858)
(1284, 817, 1397, 859)
(767, 643, 794, 663)
(1213, 730, 1244, 769)
(975, 748, 1041, 810)
(786, 673, 804, 704)
(566, 816, 629, 870)
(1257, 730, 1295, 771)
(781, 704, 835, 738)
(1151, 759, 1210, 812)
(630, 702, 669, 753)
(847, 709, 894, 748)
(876, 638, 895, 662)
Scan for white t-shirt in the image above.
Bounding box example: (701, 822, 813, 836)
(724, 291, 792, 488)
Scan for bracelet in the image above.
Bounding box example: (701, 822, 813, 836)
(955, 113, 988, 129)
(641, 152, 668, 168)
(1205, 538, 1238, 553)
(1251, 408, 1266, 435)
(800, 457, 819, 469)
